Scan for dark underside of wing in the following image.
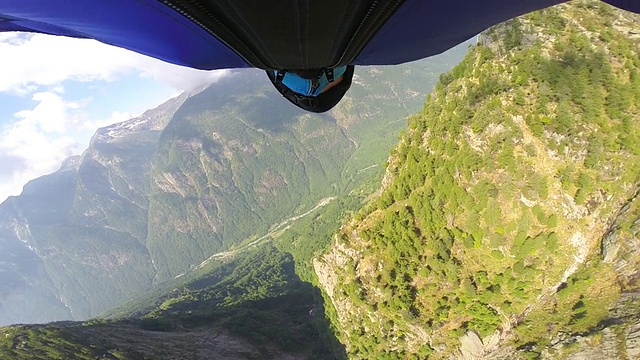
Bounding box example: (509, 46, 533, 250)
(158, 0, 404, 70)
(1, 1, 639, 70)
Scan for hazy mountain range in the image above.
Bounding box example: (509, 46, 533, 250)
(0, 48, 467, 327)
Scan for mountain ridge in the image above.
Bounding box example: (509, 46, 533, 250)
(315, 1, 640, 358)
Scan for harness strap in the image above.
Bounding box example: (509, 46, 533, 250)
(294, 94, 319, 108)
(325, 68, 335, 83)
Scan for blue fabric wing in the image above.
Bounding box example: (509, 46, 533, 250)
(354, 0, 566, 65)
(604, 0, 640, 12)
(0, 0, 251, 70)
(1, 0, 639, 70)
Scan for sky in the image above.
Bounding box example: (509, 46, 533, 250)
(0, 32, 230, 203)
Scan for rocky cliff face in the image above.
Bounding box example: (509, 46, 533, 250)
(315, 1, 640, 358)
(550, 186, 640, 360)
(0, 93, 189, 326)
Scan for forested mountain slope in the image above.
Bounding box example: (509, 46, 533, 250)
(0, 245, 343, 360)
(315, 1, 640, 358)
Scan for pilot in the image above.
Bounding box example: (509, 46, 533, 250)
(266, 65, 355, 113)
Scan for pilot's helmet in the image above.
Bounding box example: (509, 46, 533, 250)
(266, 65, 354, 113)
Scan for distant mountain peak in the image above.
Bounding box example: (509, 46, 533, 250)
(58, 155, 82, 172)
(93, 92, 190, 144)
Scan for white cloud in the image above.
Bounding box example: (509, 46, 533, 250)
(12, 91, 88, 133)
(0, 91, 85, 201)
(0, 131, 78, 203)
(82, 111, 133, 130)
(0, 33, 230, 94)
(136, 62, 230, 91)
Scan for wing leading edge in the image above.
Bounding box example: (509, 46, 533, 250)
(1, 0, 639, 70)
